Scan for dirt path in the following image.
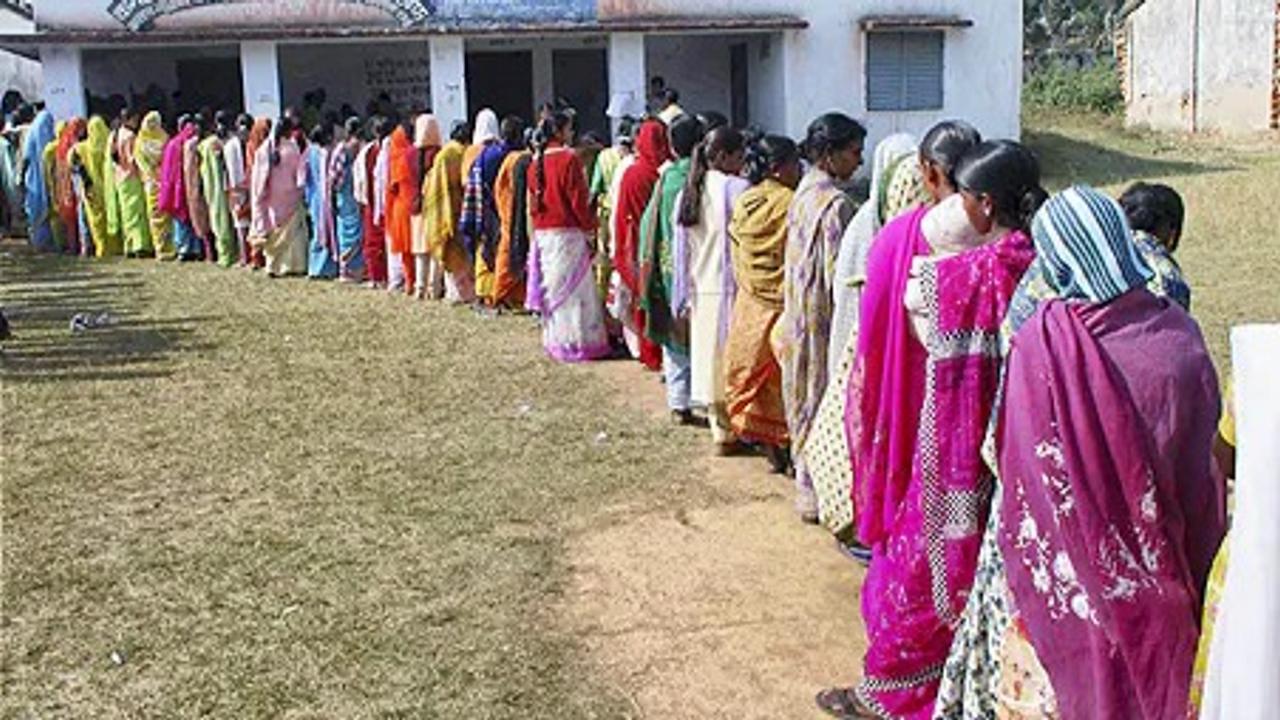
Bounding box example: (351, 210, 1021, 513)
(561, 361, 869, 720)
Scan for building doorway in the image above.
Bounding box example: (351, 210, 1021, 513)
(466, 50, 534, 122)
(553, 48, 608, 138)
(176, 57, 242, 114)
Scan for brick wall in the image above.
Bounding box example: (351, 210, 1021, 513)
(1272, 0, 1279, 128)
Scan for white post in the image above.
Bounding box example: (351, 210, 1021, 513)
(240, 41, 281, 119)
(429, 36, 467, 134)
(1200, 325, 1280, 720)
(40, 45, 85, 120)
(607, 32, 647, 136)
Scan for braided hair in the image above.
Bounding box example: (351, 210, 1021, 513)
(533, 109, 575, 213)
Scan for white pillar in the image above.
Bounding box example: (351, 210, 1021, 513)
(240, 41, 281, 119)
(607, 32, 647, 136)
(40, 45, 85, 120)
(429, 36, 467, 134)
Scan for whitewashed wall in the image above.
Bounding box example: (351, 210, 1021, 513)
(278, 41, 431, 114)
(1196, 0, 1275, 132)
(1127, 0, 1275, 133)
(599, 0, 1024, 144)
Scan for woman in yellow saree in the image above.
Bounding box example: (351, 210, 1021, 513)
(134, 111, 175, 259)
(75, 116, 115, 256)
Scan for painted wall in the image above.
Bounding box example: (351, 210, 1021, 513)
(1126, 0, 1276, 133)
(279, 41, 431, 115)
(605, 0, 1022, 142)
(1125, 0, 1194, 132)
(35, 0, 594, 30)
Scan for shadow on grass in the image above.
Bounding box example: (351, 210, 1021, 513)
(0, 248, 213, 383)
(1025, 129, 1236, 189)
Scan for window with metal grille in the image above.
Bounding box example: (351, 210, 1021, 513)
(866, 31, 944, 111)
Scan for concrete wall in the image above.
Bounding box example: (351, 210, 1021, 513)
(278, 40, 431, 115)
(601, 0, 1024, 143)
(1126, 0, 1277, 133)
(1197, 0, 1275, 132)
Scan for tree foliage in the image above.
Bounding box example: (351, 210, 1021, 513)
(1024, 0, 1127, 65)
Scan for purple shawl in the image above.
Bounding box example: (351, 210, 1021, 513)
(998, 291, 1226, 719)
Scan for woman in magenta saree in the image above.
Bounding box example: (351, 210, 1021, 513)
(820, 142, 1046, 719)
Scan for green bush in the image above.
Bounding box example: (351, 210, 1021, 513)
(1024, 60, 1124, 114)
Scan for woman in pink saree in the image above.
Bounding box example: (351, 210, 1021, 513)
(819, 142, 1046, 719)
(250, 117, 308, 277)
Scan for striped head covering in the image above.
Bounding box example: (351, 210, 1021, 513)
(1031, 185, 1153, 303)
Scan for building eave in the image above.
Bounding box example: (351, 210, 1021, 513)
(0, 14, 807, 48)
(858, 14, 974, 31)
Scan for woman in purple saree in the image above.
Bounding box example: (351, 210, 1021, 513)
(933, 186, 1225, 720)
(820, 142, 1046, 719)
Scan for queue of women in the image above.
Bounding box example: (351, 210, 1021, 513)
(3, 94, 1259, 719)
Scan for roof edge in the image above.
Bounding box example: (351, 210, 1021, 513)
(1, 14, 807, 46)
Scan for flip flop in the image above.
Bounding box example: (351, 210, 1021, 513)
(815, 687, 879, 719)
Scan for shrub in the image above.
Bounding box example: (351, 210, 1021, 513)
(1024, 60, 1124, 115)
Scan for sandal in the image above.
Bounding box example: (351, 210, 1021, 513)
(815, 687, 878, 719)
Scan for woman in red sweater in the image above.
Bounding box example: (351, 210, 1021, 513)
(525, 110, 610, 363)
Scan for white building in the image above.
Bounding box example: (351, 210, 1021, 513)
(2, 0, 1022, 145)
(0, 0, 40, 104)
(1118, 0, 1280, 133)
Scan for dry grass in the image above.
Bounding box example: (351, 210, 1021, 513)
(1, 113, 1276, 719)
(1026, 109, 1280, 363)
(0, 251, 700, 719)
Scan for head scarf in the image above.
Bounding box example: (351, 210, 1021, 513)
(76, 116, 110, 189)
(56, 118, 84, 164)
(612, 121, 670, 294)
(831, 133, 918, 368)
(415, 114, 442, 148)
(472, 109, 499, 146)
(1031, 185, 1154, 303)
(21, 110, 55, 249)
(134, 111, 169, 174)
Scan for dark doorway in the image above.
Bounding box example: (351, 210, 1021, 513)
(466, 51, 534, 122)
(730, 43, 749, 129)
(176, 57, 243, 114)
(553, 48, 609, 139)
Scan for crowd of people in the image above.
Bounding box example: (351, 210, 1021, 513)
(0, 87, 1238, 719)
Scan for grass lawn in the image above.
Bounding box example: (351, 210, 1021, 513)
(1025, 109, 1280, 363)
(0, 252, 701, 718)
(2, 112, 1276, 718)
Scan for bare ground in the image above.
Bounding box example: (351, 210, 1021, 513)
(560, 360, 868, 720)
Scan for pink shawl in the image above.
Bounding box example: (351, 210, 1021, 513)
(913, 227, 1034, 620)
(848, 206, 930, 546)
(998, 292, 1225, 720)
(158, 125, 194, 221)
